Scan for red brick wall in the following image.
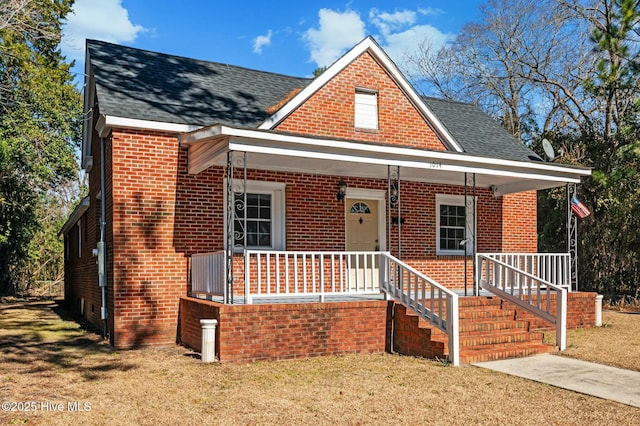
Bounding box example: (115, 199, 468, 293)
(275, 52, 446, 151)
(501, 191, 538, 252)
(179, 293, 597, 363)
(214, 175, 529, 294)
(63, 210, 102, 326)
(179, 297, 390, 362)
(503, 292, 598, 331)
(109, 129, 188, 347)
(392, 304, 447, 359)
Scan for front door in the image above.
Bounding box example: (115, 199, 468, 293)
(345, 198, 379, 290)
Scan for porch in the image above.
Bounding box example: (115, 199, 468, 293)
(181, 250, 596, 365)
(177, 114, 592, 366)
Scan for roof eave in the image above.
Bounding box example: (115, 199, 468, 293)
(60, 196, 90, 236)
(96, 114, 201, 138)
(181, 125, 591, 187)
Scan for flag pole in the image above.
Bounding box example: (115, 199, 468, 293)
(566, 183, 578, 291)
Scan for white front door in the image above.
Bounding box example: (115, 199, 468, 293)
(346, 199, 379, 251)
(345, 198, 380, 290)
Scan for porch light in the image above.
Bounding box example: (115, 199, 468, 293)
(336, 180, 347, 201)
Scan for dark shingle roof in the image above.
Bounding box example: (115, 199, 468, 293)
(87, 39, 312, 128)
(422, 97, 542, 162)
(88, 39, 540, 162)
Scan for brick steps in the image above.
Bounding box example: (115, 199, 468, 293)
(396, 296, 555, 364)
(459, 343, 555, 364)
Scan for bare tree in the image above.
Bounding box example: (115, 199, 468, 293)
(406, 0, 602, 140)
(409, 0, 640, 296)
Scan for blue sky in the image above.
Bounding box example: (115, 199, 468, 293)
(61, 0, 485, 85)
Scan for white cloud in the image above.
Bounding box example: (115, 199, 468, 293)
(302, 6, 453, 76)
(61, 0, 146, 64)
(418, 7, 444, 17)
(369, 8, 417, 37)
(253, 30, 273, 54)
(381, 24, 455, 73)
(303, 9, 365, 67)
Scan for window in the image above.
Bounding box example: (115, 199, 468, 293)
(354, 89, 378, 130)
(227, 180, 285, 250)
(350, 202, 371, 214)
(436, 195, 475, 255)
(77, 221, 82, 258)
(235, 193, 272, 247)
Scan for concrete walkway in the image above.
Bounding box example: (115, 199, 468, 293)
(473, 354, 640, 408)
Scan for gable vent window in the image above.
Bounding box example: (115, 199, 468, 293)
(354, 89, 378, 130)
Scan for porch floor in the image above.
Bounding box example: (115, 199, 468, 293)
(190, 289, 495, 305)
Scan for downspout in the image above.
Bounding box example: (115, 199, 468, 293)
(98, 136, 108, 338)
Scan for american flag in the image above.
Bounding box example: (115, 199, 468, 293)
(571, 196, 591, 218)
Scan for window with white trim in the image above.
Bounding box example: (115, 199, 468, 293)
(235, 193, 272, 247)
(354, 89, 378, 130)
(227, 180, 286, 250)
(436, 194, 475, 255)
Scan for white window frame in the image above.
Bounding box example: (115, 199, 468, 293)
(354, 89, 378, 130)
(224, 180, 286, 251)
(436, 194, 476, 256)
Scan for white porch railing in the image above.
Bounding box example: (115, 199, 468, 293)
(477, 253, 571, 293)
(244, 250, 460, 366)
(244, 250, 383, 303)
(380, 253, 460, 366)
(476, 254, 567, 350)
(191, 251, 226, 296)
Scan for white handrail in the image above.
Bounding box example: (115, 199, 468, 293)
(477, 253, 571, 294)
(379, 253, 459, 366)
(476, 254, 566, 350)
(191, 251, 226, 296)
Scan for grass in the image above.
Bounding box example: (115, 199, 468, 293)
(1, 299, 639, 425)
(544, 310, 640, 372)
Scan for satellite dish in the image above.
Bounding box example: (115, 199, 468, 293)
(542, 138, 556, 161)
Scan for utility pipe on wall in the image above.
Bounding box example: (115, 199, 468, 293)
(98, 136, 108, 338)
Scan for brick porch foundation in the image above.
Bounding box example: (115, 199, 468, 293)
(178, 292, 599, 364)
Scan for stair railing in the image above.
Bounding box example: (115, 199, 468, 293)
(380, 253, 459, 366)
(476, 254, 567, 350)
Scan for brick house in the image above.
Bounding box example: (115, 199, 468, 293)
(61, 37, 595, 365)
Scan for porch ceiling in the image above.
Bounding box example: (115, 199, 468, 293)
(180, 125, 591, 196)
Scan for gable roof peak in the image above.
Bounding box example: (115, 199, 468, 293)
(257, 35, 463, 152)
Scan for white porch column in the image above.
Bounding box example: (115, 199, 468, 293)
(595, 294, 603, 327)
(200, 319, 218, 362)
